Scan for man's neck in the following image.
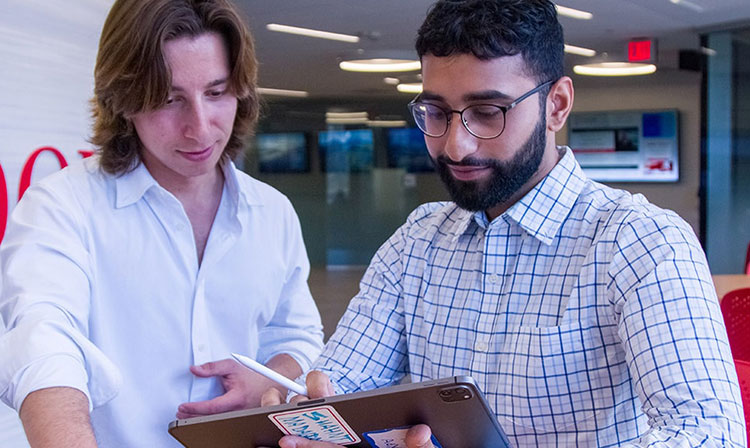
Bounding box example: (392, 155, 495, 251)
(166, 167, 224, 206)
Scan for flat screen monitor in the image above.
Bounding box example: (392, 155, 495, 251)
(255, 132, 309, 173)
(318, 129, 374, 172)
(568, 110, 679, 182)
(386, 128, 434, 173)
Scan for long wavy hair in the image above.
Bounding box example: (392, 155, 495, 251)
(90, 0, 259, 175)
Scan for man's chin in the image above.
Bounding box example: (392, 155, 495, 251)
(446, 185, 490, 212)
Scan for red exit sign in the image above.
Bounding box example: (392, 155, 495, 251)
(628, 39, 656, 62)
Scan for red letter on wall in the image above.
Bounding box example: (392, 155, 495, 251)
(18, 146, 68, 200)
(0, 162, 7, 245)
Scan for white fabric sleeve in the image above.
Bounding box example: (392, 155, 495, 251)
(256, 198, 324, 372)
(0, 183, 121, 412)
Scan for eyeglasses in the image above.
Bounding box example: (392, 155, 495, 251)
(407, 79, 555, 139)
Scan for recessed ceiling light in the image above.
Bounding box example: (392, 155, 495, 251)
(326, 111, 369, 119)
(383, 77, 401, 85)
(326, 118, 370, 124)
(573, 62, 657, 76)
(340, 58, 421, 73)
(396, 83, 423, 94)
(669, 0, 704, 12)
(564, 44, 596, 57)
(368, 120, 408, 127)
(325, 111, 370, 124)
(266, 23, 360, 43)
(257, 87, 309, 97)
(555, 4, 593, 20)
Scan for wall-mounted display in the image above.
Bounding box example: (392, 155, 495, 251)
(568, 109, 679, 182)
(318, 129, 374, 172)
(386, 128, 435, 173)
(255, 132, 309, 173)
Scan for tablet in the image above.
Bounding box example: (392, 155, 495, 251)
(168, 375, 510, 448)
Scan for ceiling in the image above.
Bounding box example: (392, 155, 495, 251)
(235, 0, 750, 99)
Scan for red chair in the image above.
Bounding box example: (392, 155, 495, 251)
(722, 288, 750, 361)
(735, 359, 750, 445)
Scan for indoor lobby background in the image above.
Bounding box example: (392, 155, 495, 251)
(1, 0, 749, 445)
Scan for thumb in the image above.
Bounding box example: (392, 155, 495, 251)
(190, 359, 238, 378)
(405, 424, 435, 448)
(261, 387, 286, 407)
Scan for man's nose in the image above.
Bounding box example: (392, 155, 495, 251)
(443, 112, 479, 162)
(184, 100, 210, 141)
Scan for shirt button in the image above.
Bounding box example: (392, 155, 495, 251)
(488, 276, 496, 284)
(475, 341, 489, 352)
(197, 344, 206, 352)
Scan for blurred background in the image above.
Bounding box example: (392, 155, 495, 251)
(2, 0, 750, 444)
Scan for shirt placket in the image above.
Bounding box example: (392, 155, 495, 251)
(188, 192, 238, 401)
(471, 221, 512, 384)
(189, 275, 213, 400)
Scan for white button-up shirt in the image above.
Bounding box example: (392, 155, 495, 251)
(0, 156, 324, 447)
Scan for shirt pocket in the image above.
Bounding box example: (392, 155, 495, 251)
(493, 321, 626, 433)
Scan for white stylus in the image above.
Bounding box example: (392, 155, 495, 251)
(231, 352, 308, 397)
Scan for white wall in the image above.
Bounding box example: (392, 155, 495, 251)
(0, 1, 112, 445)
(0, 0, 111, 243)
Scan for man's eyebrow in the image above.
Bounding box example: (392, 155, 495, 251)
(417, 91, 444, 102)
(418, 89, 515, 103)
(463, 90, 514, 102)
(169, 78, 230, 92)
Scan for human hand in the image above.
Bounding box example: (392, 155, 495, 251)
(176, 358, 285, 419)
(261, 369, 335, 406)
(276, 424, 436, 448)
(267, 371, 435, 448)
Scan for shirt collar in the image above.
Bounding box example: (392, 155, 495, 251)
(504, 146, 586, 245)
(114, 162, 158, 208)
(114, 159, 255, 209)
(457, 146, 586, 245)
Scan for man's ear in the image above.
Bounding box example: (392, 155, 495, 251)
(546, 76, 574, 132)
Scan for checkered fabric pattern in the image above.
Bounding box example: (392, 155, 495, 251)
(313, 148, 745, 447)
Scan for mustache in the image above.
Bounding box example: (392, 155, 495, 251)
(436, 155, 498, 168)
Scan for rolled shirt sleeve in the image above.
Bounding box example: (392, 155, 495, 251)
(0, 182, 121, 412)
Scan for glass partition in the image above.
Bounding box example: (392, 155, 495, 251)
(704, 28, 750, 274)
(242, 102, 447, 267)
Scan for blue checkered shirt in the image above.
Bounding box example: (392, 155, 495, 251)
(312, 148, 745, 447)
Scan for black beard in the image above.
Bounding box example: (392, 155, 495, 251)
(435, 116, 547, 212)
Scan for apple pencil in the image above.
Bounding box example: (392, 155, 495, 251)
(231, 352, 308, 397)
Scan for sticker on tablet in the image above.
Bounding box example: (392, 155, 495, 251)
(362, 427, 443, 448)
(268, 405, 361, 445)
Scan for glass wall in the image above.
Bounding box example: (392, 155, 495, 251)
(705, 27, 750, 274)
(240, 98, 448, 267)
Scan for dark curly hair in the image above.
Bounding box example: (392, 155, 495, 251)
(416, 0, 564, 85)
(91, 0, 259, 175)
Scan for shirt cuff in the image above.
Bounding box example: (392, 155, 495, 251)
(259, 335, 324, 374)
(8, 354, 92, 412)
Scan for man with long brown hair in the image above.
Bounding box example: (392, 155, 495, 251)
(0, 1, 324, 446)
